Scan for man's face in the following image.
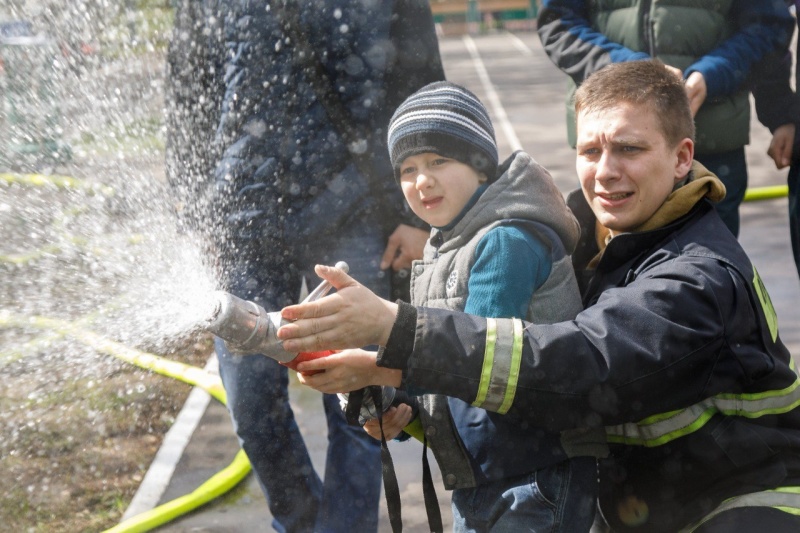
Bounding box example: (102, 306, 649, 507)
(576, 102, 693, 233)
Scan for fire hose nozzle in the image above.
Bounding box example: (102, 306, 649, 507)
(202, 261, 349, 363)
(204, 291, 295, 362)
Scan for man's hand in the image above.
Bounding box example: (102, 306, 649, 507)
(278, 264, 399, 351)
(295, 349, 403, 392)
(363, 404, 414, 441)
(663, 66, 707, 117)
(380, 224, 428, 271)
(664, 64, 684, 81)
(768, 123, 796, 169)
(684, 71, 707, 118)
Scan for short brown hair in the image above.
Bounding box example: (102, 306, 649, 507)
(574, 59, 695, 147)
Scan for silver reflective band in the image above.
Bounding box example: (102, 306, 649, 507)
(472, 318, 523, 414)
(680, 487, 800, 533)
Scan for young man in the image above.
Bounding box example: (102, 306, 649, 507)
(300, 81, 604, 531)
(278, 61, 800, 532)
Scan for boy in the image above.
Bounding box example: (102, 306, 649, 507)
(299, 81, 606, 532)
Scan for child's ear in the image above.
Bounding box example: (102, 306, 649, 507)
(479, 172, 489, 183)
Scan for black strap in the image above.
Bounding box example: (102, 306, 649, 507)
(344, 388, 366, 427)
(372, 386, 403, 533)
(422, 434, 443, 533)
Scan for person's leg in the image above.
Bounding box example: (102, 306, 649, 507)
(788, 159, 800, 281)
(216, 338, 323, 533)
(695, 148, 748, 237)
(451, 457, 598, 532)
(303, 224, 388, 533)
(313, 392, 382, 533)
(694, 505, 800, 532)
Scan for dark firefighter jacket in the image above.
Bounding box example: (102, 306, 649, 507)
(378, 165, 800, 532)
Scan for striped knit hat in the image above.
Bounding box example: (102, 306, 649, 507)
(388, 81, 498, 181)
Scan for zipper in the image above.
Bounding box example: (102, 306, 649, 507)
(644, 0, 656, 56)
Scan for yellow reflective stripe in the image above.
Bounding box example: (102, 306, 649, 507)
(497, 319, 523, 414)
(607, 372, 800, 446)
(481, 319, 516, 412)
(753, 265, 778, 343)
(473, 317, 496, 408)
(774, 487, 800, 516)
(680, 487, 800, 532)
(472, 318, 524, 413)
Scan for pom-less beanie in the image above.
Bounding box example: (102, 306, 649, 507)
(387, 81, 499, 181)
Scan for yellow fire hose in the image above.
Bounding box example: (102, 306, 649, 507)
(0, 312, 252, 533)
(743, 184, 790, 202)
(0, 172, 115, 196)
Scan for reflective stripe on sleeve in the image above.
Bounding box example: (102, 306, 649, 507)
(472, 318, 523, 414)
(680, 487, 800, 533)
(606, 361, 800, 447)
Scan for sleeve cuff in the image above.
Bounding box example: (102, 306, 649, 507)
(376, 300, 417, 373)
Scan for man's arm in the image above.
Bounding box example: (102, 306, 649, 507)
(684, 1, 794, 98)
(538, 0, 794, 99)
(392, 260, 739, 432)
(278, 258, 737, 432)
(537, 0, 649, 84)
(751, 46, 800, 169)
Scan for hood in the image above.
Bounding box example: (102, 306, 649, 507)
(435, 150, 580, 255)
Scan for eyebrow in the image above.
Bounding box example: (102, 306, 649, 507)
(610, 134, 648, 145)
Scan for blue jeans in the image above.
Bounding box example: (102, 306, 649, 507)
(217, 226, 388, 533)
(695, 148, 748, 237)
(451, 457, 598, 533)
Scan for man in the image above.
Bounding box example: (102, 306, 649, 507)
(277, 61, 800, 532)
(165, 1, 443, 531)
(536, 0, 794, 237)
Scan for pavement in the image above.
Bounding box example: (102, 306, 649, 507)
(131, 30, 800, 532)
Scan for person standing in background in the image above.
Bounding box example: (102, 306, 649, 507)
(752, 0, 800, 281)
(536, 0, 794, 237)
(164, 1, 444, 531)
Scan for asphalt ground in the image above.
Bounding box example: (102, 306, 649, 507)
(135, 30, 800, 532)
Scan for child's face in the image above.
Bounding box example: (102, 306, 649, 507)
(399, 152, 488, 227)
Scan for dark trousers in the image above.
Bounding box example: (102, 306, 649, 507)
(789, 154, 800, 281)
(695, 148, 748, 237)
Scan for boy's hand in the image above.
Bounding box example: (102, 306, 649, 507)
(380, 224, 428, 271)
(363, 404, 414, 441)
(295, 349, 402, 392)
(278, 264, 398, 351)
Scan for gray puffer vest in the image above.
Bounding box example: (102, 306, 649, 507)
(410, 151, 607, 489)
